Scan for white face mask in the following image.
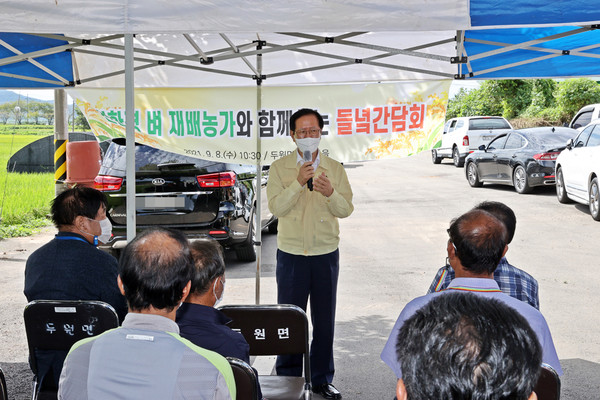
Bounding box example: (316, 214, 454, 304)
(81, 217, 112, 246)
(296, 137, 320, 155)
(97, 218, 112, 244)
(213, 278, 225, 307)
(79, 218, 98, 246)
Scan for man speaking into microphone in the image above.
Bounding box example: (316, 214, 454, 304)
(267, 108, 354, 399)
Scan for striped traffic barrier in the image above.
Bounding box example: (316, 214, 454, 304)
(54, 139, 67, 183)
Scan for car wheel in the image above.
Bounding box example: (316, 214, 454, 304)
(556, 167, 571, 204)
(466, 162, 483, 187)
(431, 149, 442, 164)
(452, 147, 464, 167)
(513, 165, 532, 194)
(235, 211, 257, 262)
(589, 177, 600, 221)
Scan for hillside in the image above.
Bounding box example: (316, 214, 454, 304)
(0, 90, 53, 104)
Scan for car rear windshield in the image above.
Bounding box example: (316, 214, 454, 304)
(527, 129, 579, 147)
(102, 140, 216, 173)
(468, 118, 511, 130)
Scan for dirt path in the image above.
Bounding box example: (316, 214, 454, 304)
(0, 227, 55, 399)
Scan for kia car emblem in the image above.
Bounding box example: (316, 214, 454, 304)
(152, 178, 166, 186)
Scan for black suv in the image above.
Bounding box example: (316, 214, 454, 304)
(94, 139, 276, 261)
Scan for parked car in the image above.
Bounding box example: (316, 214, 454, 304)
(555, 120, 600, 220)
(569, 104, 600, 130)
(465, 126, 579, 194)
(94, 139, 277, 261)
(432, 116, 513, 167)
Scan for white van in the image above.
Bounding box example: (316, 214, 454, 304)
(432, 116, 513, 167)
(569, 104, 600, 130)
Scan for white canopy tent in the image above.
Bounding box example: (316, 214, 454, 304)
(3, 0, 600, 302)
(2, 0, 600, 89)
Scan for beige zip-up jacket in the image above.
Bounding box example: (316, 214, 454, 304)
(267, 150, 353, 256)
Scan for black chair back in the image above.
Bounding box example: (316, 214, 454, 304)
(0, 367, 7, 400)
(219, 304, 311, 400)
(23, 300, 119, 399)
(220, 304, 308, 356)
(227, 357, 259, 400)
(534, 363, 561, 400)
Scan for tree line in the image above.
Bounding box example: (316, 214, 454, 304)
(446, 78, 600, 127)
(0, 100, 55, 125)
(0, 100, 90, 129)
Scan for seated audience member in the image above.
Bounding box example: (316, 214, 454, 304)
(395, 292, 542, 400)
(58, 228, 236, 400)
(24, 186, 127, 390)
(381, 209, 562, 378)
(176, 239, 263, 399)
(177, 239, 248, 359)
(428, 201, 540, 309)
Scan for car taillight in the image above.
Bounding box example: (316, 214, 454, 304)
(196, 171, 236, 188)
(533, 152, 559, 161)
(463, 135, 469, 146)
(94, 175, 123, 191)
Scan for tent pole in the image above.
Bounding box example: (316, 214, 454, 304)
(53, 89, 68, 196)
(254, 41, 264, 305)
(455, 31, 465, 78)
(125, 33, 136, 243)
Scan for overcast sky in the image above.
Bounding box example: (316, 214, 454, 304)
(10, 89, 72, 103)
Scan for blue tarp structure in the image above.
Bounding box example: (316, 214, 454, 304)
(461, 26, 600, 79)
(469, 0, 599, 27)
(0, 33, 73, 88)
(0, 0, 599, 89)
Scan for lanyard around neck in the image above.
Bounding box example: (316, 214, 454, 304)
(55, 235, 90, 245)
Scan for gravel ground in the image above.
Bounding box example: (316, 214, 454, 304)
(1, 227, 53, 400)
(1, 152, 599, 399)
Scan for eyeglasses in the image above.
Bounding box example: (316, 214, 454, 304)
(293, 127, 321, 138)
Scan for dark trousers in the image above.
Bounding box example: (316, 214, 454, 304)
(275, 249, 339, 386)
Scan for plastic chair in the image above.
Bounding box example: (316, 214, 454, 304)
(533, 363, 561, 400)
(23, 300, 119, 400)
(227, 357, 260, 400)
(219, 304, 311, 400)
(0, 366, 7, 400)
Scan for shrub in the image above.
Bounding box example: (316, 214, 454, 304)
(509, 116, 563, 129)
(555, 78, 600, 118)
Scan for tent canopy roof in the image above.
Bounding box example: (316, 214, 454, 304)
(2, 0, 600, 34)
(1, 0, 600, 88)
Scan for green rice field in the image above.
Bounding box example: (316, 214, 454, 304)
(0, 132, 54, 239)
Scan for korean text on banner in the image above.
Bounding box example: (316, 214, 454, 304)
(69, 80, 450, 165)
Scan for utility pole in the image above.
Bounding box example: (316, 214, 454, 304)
(14, 93, 20, 125)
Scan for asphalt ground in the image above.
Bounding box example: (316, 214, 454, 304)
(1, 151, 599, 399)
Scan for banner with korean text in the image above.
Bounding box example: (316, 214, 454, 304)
(70, 80, 450, 165)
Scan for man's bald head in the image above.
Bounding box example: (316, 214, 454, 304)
(119, 228, 194, 312)
(447, 209, 508, 275)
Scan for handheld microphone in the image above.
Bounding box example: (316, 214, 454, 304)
(303, 150, 313, 191)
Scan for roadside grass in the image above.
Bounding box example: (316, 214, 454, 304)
(0, 124, 54, 136)
(0, 132, 54, 239)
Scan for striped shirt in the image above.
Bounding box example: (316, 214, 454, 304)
(427, 257, 540, 310)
